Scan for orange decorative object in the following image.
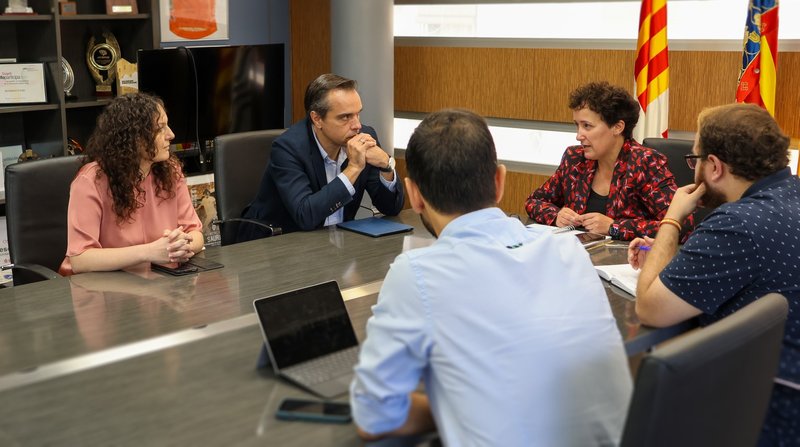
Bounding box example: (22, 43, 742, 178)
(169, 0, 217, 40)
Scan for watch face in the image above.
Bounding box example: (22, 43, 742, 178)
(609, 225, 619, 238)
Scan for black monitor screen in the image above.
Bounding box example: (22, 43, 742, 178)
(137, 44, 284, 145)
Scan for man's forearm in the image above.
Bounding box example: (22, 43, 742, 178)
(638, 223, 680, 296)
(357, 392, 435, 441)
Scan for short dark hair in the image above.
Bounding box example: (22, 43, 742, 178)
(696, 103, 789, 181)
(304, 73, 357, 118)
(568, 81, 640, 140)
(405, 109, 497, 214)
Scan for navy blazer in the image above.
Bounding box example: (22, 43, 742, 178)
(240, 118, 405, 238)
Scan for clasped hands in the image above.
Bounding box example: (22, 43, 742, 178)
(345, 133, 391, 172)
(150, 226, 195, 265)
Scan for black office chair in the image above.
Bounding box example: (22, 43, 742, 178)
(213, 129, 285, 245)
(3, 156, 83, 286)
(620, 293, 789, 447)
(642, 137, 696, 187)
(643, 137, 712, 227)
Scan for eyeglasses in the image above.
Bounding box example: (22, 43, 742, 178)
(684, 154, 707, 170)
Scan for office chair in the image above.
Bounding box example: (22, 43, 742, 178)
(213, 129, 285, 246)
(620, 293, 789, 447)
(643, 137, 712, 227)
(643, 137, 696, 188)
(3, 156, 83, 286)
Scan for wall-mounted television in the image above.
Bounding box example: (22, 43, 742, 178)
(137, 44, 285, 147)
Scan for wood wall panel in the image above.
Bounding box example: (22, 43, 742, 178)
(396, 157, 549, 217)
(290, 0, 330, 122)
(500, 170, 550, 219)
(396, 47, 800, 138)
(395, 47, 630, 124)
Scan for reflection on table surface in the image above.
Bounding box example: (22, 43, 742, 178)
(0, 211, 693, 446)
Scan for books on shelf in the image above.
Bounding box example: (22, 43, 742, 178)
(595, 264, 640, 297)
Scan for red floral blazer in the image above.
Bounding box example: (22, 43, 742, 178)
(525, 140, 693, 241)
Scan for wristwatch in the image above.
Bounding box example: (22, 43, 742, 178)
(608, 223, 620, 239)
(380, 156, 396, 173)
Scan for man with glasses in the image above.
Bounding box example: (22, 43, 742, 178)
(241, 73, 403, 237)
(629, 103, 800, 445)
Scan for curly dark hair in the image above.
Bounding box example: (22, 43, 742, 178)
(84, 92, 179, 223)
(568, 82, 640, 140)
(697, 103, 789, 181)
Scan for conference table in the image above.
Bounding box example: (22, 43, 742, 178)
(0, 210, 690, 445)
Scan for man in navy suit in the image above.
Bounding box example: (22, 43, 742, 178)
(241, 73, 404, 237)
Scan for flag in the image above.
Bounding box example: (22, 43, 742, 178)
(736, 0, 779, 116)
(633, 0, 669, 141)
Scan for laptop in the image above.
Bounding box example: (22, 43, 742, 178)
(253, 281, 360, 398)
(337, 217, 413, 238)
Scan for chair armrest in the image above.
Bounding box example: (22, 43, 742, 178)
(3, 263, 61, 286)
(213, 218, 282, 237)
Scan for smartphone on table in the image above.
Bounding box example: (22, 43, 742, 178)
(575, 232, 608, 248)
(275, 398, 352, 424)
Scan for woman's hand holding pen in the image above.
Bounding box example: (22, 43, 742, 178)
(628, 236, 655, 270)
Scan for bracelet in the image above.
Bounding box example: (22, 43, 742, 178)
(659, 217, 682, 233)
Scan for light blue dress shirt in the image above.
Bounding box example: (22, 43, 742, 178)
(312, 130, 396, 227)
(351, 208, 632, 446)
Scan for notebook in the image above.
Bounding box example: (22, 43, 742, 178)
(595, 263, 640, 297)
(252, 281, 359, 398)
(337, 217, 413, 238)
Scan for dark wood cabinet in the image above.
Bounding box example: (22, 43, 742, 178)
(0, 0, 158, 157)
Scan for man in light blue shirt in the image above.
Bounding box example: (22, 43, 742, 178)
(350, 109, 632, 446)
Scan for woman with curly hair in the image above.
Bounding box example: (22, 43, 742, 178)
(59, 92, 203, 275)
(525, 81, 693, 241)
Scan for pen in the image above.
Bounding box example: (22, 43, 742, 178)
(638, 246, 652, 252)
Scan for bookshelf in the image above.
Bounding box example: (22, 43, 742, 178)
(0, 0, 158, 158)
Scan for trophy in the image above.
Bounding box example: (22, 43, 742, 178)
(4, 0, 34, 14)
(86, 30, 121, 97)
(61, 57, 77, 101)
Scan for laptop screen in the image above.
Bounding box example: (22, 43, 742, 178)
(254, 281, 358, 369)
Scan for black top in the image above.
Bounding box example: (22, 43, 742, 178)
(585, 188, 608, 215)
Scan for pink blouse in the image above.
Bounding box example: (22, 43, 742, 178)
(59, 162, 202, 275)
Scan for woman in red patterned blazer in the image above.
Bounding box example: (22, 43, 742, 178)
(525, 82, 692, 241)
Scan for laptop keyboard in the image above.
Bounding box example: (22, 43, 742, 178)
(283, 347, 359, 386)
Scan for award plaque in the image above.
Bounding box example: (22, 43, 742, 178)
(60, 57, 77, 100)
(106, 0, 138, 14)
(86, 30, 121, 97)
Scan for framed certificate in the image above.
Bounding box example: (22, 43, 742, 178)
(0, 63, 47, 104)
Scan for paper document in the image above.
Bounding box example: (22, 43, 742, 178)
(595, 264, 640, 297)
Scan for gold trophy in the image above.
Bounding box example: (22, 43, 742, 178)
(86, 30, 121, 97)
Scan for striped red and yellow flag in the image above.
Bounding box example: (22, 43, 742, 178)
(633, 0, 669, 141)
(736, 0, 779, 116)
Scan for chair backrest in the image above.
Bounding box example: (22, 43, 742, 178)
(620, 293, 789, 447)
(642, 137, 695, 187)
(213, 129, 284, 245)
(5, 156, 83, 280)
(643, 137, 713, 227)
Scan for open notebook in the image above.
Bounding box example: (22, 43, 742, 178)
(595, 264, 640, 297)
